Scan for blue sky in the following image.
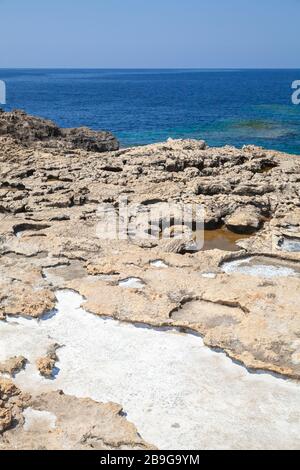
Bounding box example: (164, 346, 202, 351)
(0, 0, 299, 68)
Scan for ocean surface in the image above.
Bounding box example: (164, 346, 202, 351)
(1, 69, 300, 154)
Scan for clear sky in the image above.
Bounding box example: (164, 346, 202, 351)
(0, 0, 299, 68)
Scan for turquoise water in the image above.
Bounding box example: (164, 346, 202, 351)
(1, 69, 300, 154)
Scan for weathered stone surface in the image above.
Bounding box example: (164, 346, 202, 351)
(1, 111, 300, 448)
(0, 356, 27, 377)
(0, 388, 154, 450)
(225, 206, 263, 234)
(36, 344, 60, 379)
(1, 124, 300, 377)
(0, 379, 30, 433)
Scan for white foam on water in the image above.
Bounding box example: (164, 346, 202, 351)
(23, 408, 57, 432)
(118, 277, 145, 289)
(1, 290, 300, 450)
(222, 258, 298, 278)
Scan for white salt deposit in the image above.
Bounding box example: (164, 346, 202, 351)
(280, 237, 300, 253)
(222, 257, 298, 278)
(23, 408, 57, 432)
(150, 260, 168, 268)
(118, 277, 145, 288)
(1, 290, 300, 450)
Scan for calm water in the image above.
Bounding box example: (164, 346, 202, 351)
(1, 69, 300, 154)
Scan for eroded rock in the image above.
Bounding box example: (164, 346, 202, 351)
(0, 379, 29, 434)
(0, 356, 27, 377)
(0, 390, 154, 450)
(36, 344, 60, 378)
(2, 111, 300, 449)
(0, 109, 119, 152)
(225, 206, 263, 234)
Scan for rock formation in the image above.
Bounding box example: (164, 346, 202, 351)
(1, 109, 300, 449)
(0, 109, 119, 152)
(36, 344, 60, 379)
(0, 357, 27, 377)
(0, 384, 154, 450)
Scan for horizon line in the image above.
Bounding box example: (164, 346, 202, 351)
(0, 67, 300, 71)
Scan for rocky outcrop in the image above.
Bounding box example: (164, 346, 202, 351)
(0, 109, 119, 152)
(0, 379, 29, 433)
(0, 132, 300, 372)
(0, 357, 27, 377)
(225, 206, 263, 234)
(1, 111, 300, 448)
(36, 344, 60, 379)
(0, 385, 154, 450)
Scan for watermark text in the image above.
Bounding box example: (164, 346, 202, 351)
(0, 80, 6, 104)
(96, 198, 205, 251)
(292, 80, 300, 105)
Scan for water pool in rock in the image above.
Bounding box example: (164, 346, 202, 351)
(193, 227, 251, 252)
(222, 256, 300, 278)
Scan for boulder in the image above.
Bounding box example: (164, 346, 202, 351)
(225, 206, 262, 234)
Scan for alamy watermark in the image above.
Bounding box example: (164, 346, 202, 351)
(0, 80, 6, 104)
(1, 77, 299, 107)
(292, 80, 300, 105)
(96, 198, 205, 250)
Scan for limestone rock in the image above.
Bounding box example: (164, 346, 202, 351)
(36, 344, 60, 378)
(1, 390, 155, 450)
(0, 379, 30, 434)
(62, 127, 119, 153)
(0, 109, 119, 152)
(0, 356, 27, 377)
(1, 111, 300, 392)
(225, 206, 263, 234)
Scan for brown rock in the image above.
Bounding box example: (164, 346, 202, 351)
(36, 344, 60, 378)
(0, 356, 27, 376)
(0, 379, 30, 434)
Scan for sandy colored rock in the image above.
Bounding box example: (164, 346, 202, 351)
(0, 390, 154, 450)
(225, 206, 263, 234)
(0, 379, 30, 434)
(36, 357, 56, 379)
(1, 119, 300, 377)
(3, 287, 56, 319)
(0, 408, 12, 434)
(1, 111, 300, 393)
(68, 256, 300, 379)
(0, 356, 27, 376)
(36, 344, 60, 378)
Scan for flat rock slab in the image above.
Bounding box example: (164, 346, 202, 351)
(1, 290, 300, 450)
(1, 113, 300, 448)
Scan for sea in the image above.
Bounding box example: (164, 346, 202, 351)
(1, 68, 300, 154)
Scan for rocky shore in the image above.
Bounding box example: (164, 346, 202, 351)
(1, 110, 300, 449)
(0, 109, 119, 152)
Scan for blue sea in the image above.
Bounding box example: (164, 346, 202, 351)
(1, 69, 300, 154)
